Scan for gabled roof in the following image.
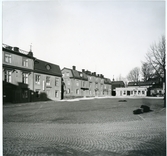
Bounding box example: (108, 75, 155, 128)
(78, 71, 88, 80)
(34, 59, 62, 77)
(62, 67, 88, 80)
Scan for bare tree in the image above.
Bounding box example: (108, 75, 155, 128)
(146, 36, 166, 107)
(146, 36, 166, 79)
(127, 67, 140, 82)
(141, 62, 154, 81)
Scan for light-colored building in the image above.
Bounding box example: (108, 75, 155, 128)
(62, 66, 112, 98)
(2, 44, 35, 103)
(115, 87, 147, 97)
(61, 66, 89, 98)
(33, 59, 62, 101)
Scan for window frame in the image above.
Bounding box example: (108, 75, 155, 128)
(4, 53, 12, 63)
(55, 90, 59, 97)
(55, 78, 59, 86)
(22, 73, 29, 84)
(4, 70, 12, 82)
(46, 76, 51, 86)
(35, 75, 40, 84)
(22, 57, 29, 67)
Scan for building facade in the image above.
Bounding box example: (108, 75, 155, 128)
(111, 81, 125, 96)
(2, 44, 62, 103)
(62, 66, 112, 98)
(3, 44, 35, 103)
(33, 59, 62, 101)
(115, 87, 147, 97)
(61, 66, 89, 98)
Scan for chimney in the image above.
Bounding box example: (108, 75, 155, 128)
(14, 47, 19, 52)
(28, 51, 33, 57)
(72, 66, 76, 70)
(82, 69, 85, 72)
(6, 46, 12, 50)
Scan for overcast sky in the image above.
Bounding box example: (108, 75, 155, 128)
(2, 1, 165, 80)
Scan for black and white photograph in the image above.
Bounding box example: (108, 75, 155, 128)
(2, 0, 166, 155)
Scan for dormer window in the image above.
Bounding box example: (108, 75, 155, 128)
(66, 72, 69, 77)
(22, 58, 29, 67)
(46, 64, 51, 70)
(4, 53, 11, 63)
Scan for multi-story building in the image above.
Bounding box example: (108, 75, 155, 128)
(33, 59, 62, 101)
(62, 66, 112, 98)
(61, 66, 89, 98)
(2, 44, 35, 103)
(104, 78, 112, 96)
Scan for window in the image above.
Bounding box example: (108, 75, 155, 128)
(22, 58, 28, 67)
(76, 80, 79, 86)
(35, 75, 40, 84)
(130, 91, 133, 94)
(76, 89, 79, 94)
(67, 88, 70, 94)
(22, 73, 28, 84)
(89, 82, 92, 87)
(55, 90, 59, 97)
(22, 90, 28, 98)
(66, 72, 69, 76)
(55, 78, 59, 86)
(138, 90, 141, 94)
(46, 76, 50, 86)
(4, 70, 12, 82)
(82, 81, 85, 86)
(95, 83, 98, 88)
(142, 91, 145, 94)
(4, 53, 11, 63)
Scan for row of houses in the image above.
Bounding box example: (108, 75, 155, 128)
(2, 44, 115, 103)
(2, 44, 164, 103)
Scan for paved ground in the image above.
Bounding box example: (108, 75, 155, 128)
(3, 97, 166, 156)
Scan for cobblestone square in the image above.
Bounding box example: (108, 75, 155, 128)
(3, 97, 166, 156)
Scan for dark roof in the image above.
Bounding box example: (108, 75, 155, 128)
(128, 81, 151, 86)
(62, 67, 88, 80)
(111, 81, 125, 86)
(78, 72, 88, 80)
(104, 78, 112, 84)
(71, 70, 80, 79)
(34, 59, 62, 77)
